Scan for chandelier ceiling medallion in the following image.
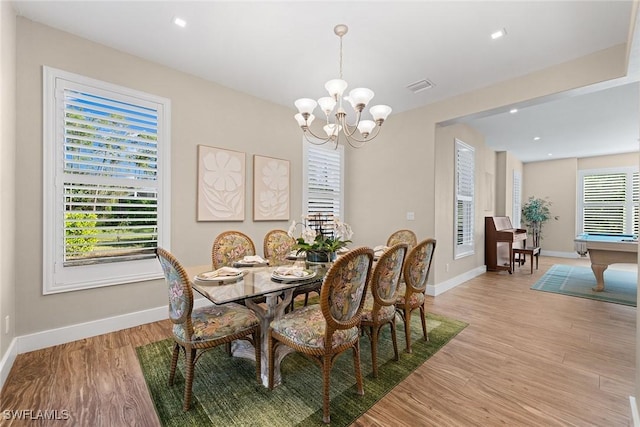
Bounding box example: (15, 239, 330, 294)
(294, 24, 392, 148)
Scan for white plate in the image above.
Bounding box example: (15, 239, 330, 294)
(271, 269, 316, 282)
(194, 269, 247, 283)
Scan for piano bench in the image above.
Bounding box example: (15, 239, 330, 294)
(512, 246, 541, 274)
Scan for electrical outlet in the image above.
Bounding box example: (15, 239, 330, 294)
(406, 211, 415, 221)
(445, 263, 450, 272)
(4, 316, 9, 334)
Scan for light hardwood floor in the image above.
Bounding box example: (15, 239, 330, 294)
(1, 256, 635, 426)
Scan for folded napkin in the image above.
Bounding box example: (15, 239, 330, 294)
(200, 266, 243, 279)
(373, 245, 388, 253)
(242, 255, 266, 264)
(274, 266, 308, 277)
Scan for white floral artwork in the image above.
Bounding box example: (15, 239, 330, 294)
(197, 145, 245, 221)
(253, 155, 290, 221)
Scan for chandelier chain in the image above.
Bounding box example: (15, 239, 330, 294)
(339, 34, 343, 80)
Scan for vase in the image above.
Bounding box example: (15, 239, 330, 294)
(305, 251, 336, 265)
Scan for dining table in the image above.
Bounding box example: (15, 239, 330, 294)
(186, 261, 327, 387)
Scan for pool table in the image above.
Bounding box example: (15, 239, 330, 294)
(574, 233, 638, 291)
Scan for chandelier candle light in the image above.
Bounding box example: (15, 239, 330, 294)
(294, 24, 392, 148)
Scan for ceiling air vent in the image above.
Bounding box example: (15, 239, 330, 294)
(407, 79, 434, 94)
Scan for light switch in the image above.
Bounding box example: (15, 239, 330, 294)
(406, 211, 415, 220)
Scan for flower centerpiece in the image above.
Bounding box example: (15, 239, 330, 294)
(287, 214, 353, 263)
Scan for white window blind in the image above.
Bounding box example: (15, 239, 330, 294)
(43, 67, 171, 294)
(512, 170, 522, 228)
(454, 139, 475, 258)
(579, 168, 638, 235)
(63, 89, 159, 265)
(302, 141, 345, 222)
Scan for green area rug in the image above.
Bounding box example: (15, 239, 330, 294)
(531, 264, 637, 306)
(136, 312, 466, 427)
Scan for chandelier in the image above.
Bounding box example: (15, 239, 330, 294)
(293, 24, 392, 148)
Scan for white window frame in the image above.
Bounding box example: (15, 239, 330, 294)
(512, 170, 522, 228)
(454, 139, 475, 259)
(43, 67, 171, 294)
(578, 166, 638, 235)
(302, 139, 345, 221)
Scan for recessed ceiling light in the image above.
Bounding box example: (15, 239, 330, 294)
(509, 108, 518, 114)
(173, 17, 187, 28)
(547, 153, 553, 156)
(533, 136, 541, 141)
(491, 28, 506, 40)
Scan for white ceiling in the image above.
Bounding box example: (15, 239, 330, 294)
(11, 0, 640, 163)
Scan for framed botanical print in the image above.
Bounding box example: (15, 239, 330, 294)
(253, 155, 290, 221)
(197, 145, 245, 221)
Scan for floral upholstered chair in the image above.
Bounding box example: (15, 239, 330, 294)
(386, 229, 418, 250)
(394, 238, 436, 354)
(212, 230, 256, 269)
(268, 247, 374, 424)
(263, 229, 295, 267)
(156, 248, 261, 411)
(360, 243, 408, 377)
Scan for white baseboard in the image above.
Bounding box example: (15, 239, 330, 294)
(631, 396, 639, 427)
(16, 296, 210, 354)
(0, 337, 18, 391)
(428, 265, 487, 296)
(541, 250, 579, 259)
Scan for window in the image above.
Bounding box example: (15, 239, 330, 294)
(454, 139, 475, 258)
(302, 140, 345, 226)
(43, 67, 171, 294)
(512, 170, 522, 228)
(578, 167, 639, 235)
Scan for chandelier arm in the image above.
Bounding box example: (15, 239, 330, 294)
(301, 130, 334, 145)
(342, 133, 368, 148)
(341, 124, 383, 146)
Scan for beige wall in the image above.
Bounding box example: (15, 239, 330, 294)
(346, 106, 436, 249)
(0, 1, 16, 356)
(15, 18, 302, 335)
(522, 158, 578, 253)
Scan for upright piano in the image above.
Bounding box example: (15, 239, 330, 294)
(485, 216, 527, 273)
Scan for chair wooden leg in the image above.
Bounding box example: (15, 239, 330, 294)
(253, 327, 261, 384)
(419, 305, 428, 342)
(169, 342, 180, 386)
(322, 354, 332, 424)
(390, 320, 399, 362)
(403, 309, 413, 353)
(183, 347, 196, 411)
(353, 340, 364, 396)
(371, 325, 379, 378)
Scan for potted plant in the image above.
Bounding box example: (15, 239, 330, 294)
(288, 215, 353, 263)
(521, 196, 558, 247)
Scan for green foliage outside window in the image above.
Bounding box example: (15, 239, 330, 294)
(65, 212, 99, 256)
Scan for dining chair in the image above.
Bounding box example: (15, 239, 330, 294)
(156, 248, 261, 411)
(263, 229, 295, 267)
(268, 247, 374, 424)
(394, 238, 436, 354)
(360, 243, 408, 378)
(263, 228, 319, 310)
(386, 229, 418, 249)
(212, 230, 256, 269)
